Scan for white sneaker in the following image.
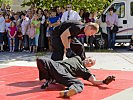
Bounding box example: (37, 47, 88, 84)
(108, 48, 111, 50)
(110, 48, 113, 50)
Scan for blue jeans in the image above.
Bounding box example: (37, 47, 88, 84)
(107, 27, 116, 49)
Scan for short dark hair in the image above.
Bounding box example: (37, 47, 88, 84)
(109, 7, 115, 12)
(21, 13, 26, 16)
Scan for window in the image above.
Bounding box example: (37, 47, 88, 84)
(131, 2, 133, 16)
(107, 2, 125, 18)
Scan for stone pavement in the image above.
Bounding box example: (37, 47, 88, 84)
(0, 50, 133, 71)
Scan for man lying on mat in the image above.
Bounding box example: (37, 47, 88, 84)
(36, 56, 115, 98)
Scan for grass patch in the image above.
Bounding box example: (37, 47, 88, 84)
(35, 52, 48, 57)
(85, 47, 115, 52)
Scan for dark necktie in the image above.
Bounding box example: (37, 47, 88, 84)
(67, 11, 70, 20)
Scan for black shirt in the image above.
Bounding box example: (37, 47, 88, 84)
(54, 20, 85, 38)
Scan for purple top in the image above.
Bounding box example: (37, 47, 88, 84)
(106, 13, 118, 27)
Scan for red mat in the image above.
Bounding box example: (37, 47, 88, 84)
(0, 66, 133, 100)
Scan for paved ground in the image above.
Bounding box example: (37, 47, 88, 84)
(0, 46, 133, 100)
(0, 46, 133, 71)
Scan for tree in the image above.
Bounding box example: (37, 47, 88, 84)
(0, 0, 12, 7)
(21, 0, 113, 13)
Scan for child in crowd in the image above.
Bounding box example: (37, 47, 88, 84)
(46, 10, 60, 51)
(17, 27, 23, 51)
(8, 21, 17, 52)
(27, 23, 36, 53)
(31, 14, 40, 52)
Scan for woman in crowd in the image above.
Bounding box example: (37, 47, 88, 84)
(36, 8, 46, 51)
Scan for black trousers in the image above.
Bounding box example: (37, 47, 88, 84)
(36, 58, 84, 93)
(51, 31, 86, 61)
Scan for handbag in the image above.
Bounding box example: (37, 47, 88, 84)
(111, 24, 119, 33)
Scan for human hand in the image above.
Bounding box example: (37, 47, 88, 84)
(66, 48, 76, 58)
(103, 76, 115, 85)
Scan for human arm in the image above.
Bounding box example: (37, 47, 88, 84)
(50, 20, 60, 27)
(75, 11, 81, 21)
(41, 15, 45, 24)
(60, 28, 71, 50)
(12, 31, 17, 38)
(8, 29, 12, 38)
(88, 75, 115, 85)
(82, 57, 115, 85)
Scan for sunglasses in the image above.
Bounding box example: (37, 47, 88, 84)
(67, 7, 71, 8)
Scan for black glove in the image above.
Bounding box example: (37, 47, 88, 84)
(103, 76, 115, 85)
(66, 48, 76, 58)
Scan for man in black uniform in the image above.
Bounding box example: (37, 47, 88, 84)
(51, 20, 99, 61)
(36, 56, 115, 98)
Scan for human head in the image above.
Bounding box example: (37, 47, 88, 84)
(10, 21, 16, 27)
(84, 23, 99, 36)
(21, 13, 26, 20)
(66, 4, 72, 11)
(44, 9, 48, 15)
(14, 13, 19, 20)
(56, 6, 61, 14)
(109, 7, 114, 15)
(5, 14, 10, 19)
(51, 9, 56, 17)
(33, 14, 39, 20)
(37, 8, 43, 15)
(30, 22, 34, 27)
(83, 57, 96, 67)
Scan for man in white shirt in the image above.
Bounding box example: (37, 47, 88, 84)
(0, 12, 5, 51)
(61, 4, 81, 23)
(21, 13, 30, 50)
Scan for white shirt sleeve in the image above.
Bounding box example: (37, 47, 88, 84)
(74, 11, 81, 21)
(61, 12, 66, 23)
(41, 15, 45, 24)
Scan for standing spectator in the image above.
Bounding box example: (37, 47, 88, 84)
(106, 7, 118, 50)
(5, 14, 11, 50)
(27, 23, 36, 53)
(21, 13, 30, 50)
(17, 27, 23, 51)
(8, 21, 17, 52)
(85, 12, 97, 51)
(27, 9, 33, 21)
(36, 8, 46, 51)
(56, 6, 63, 19)
(43, 9, 49, 51)
(79, 9, 86, 23)
(77, 9, 86, 44)
(31, 14, 40, 52)
(0, 12, 5, 52)
(13, 13, 21, 51)
(61, 4, 81, 23)
(46, 9, 60, 51)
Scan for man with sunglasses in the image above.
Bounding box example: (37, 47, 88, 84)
(61, 4, 81, 22)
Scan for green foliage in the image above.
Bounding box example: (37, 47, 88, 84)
(21, 0, 113, 12)
(0, 0, 12, 7)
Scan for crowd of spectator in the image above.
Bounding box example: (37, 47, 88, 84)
(0, 3, 98, 53)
